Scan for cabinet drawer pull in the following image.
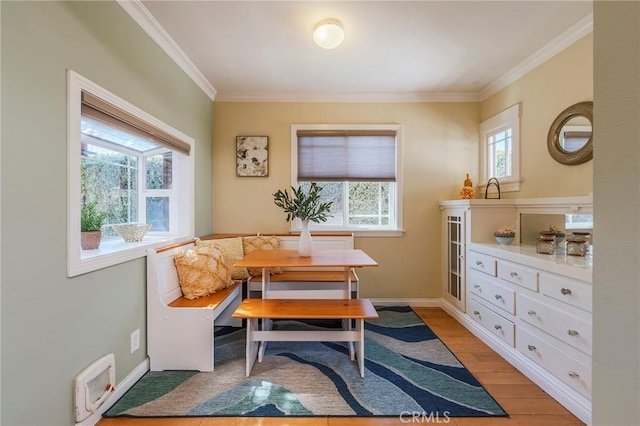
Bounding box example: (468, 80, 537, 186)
(567, 329, 580, 337)
(568, 371, 580, 379)
(494, 324, 502, 330)
(527, 310, 537, 316)
(473, 310, 480, 316)
(561, 288, 572, 295)
(527, 344, 537, 351)
(510, 271, 519, 278)
(476, 260, 484, 266)
(494, 294, 503, 300)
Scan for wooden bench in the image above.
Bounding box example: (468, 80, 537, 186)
(147, 240, 243, 372)
(200, 233, 359, 299)
(232, 298, 379, 377)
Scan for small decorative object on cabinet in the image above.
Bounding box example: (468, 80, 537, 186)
(484, 177, 501, 199)
(494, 225, 515, 245)
(566, 235, 588, 256)
(273, 183, 333, 257)
(459, 173, 475, 199)
(536, 233, 556, 254)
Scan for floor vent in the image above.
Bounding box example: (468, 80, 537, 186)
(74, 353, 116, 422)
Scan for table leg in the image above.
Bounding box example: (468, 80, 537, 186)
(258, 318, 272, 362)
(344, 267, 355, 358)
(246, 318, 259, 377)
(357, 318, 365, 377)
(259, 267, 272, 360)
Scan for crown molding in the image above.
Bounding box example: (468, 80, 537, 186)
(480, 12, 593, 101)
(215, 91, 481, 103)
(119, 0, 591, 104)
(116, 0, 217, 101)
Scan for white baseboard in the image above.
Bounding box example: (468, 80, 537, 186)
(76, 358, 150, 426)
(370, 297, 441, 307)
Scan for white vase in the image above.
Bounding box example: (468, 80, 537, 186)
(298, 220, 313, 257)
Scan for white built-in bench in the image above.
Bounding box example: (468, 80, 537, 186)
(201, 233, 359, 299)
(147, 240, 242, 372)
(232, 298, 379, 377)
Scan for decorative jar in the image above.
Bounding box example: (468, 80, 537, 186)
(566, 236, 588, 257)
(536, 234, 556, 254)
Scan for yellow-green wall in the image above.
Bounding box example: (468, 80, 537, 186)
(481, 34, 593, 198)
(212, 35, 593, 300)
(213, 102, 479, 298)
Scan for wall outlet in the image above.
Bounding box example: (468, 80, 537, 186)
(130, 329, 140, 354)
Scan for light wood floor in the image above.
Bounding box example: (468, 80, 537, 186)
(98, 307, 585, 426)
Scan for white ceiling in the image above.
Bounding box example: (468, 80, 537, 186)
(132, 1, 593, 102)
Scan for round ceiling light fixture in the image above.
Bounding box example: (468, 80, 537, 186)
(313, 18, 344, 49)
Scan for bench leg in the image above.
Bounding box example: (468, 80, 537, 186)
(258, 318, 272, 362)
(246, 318, 259, 377)
(342, 319, 355, 361)
(357, 318, 365, 377)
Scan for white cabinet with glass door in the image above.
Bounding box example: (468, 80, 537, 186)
(441, 206, 467, 311)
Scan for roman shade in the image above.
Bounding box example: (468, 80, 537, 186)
(297, 130, 396, 182)
(81, 91, 191, 155)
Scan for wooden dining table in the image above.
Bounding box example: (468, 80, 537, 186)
(234, 249, 378, 361)
(234, 249, 378, 299)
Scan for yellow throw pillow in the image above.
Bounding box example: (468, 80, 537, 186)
(196, 237, 249, 280)
(173, 245, 232, 300)
(242, 235, 283, 276)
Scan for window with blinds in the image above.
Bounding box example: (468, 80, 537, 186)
(68, 70, 194, 277)
(291, 125, 402, 234)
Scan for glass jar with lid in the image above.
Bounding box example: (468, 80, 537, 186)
(567, 235, 588, 256)
(536, 234, 556, 254)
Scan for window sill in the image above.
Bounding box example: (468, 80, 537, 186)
(69, 234, 192, 277)
(291, 227, 405, 238)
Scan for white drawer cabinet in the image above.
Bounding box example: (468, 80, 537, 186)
(468, 251, 496, 276)
(517, 327, 591, 399)
(468, 297, 515, 346)
(497, 259, 539, 292)
(518, 293, 592, 355)
(462, 245, 592, 424)
(439, 197, 593, 424)
(468, 271, 515, 314)
(540, 272, 592, 312)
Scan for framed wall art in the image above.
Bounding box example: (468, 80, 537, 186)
(236, 136, 269, 177)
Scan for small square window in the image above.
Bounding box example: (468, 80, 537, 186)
(480, 104, 521, 193)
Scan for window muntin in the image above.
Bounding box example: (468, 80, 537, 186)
(480, 104, 520, 193)
(291, 125, 403, 235)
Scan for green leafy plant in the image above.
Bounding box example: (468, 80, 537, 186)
(81, 201, 109, 232)
(273, 183, 333, 223)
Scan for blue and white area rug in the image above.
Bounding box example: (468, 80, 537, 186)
(104, 306, 507, 418)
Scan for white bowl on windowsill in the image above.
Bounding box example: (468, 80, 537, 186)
(112, 223, 152, 242)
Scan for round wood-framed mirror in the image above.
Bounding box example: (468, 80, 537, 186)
(547, 101, 593, 165)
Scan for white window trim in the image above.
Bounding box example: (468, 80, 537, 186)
(290, 124, 404, 237)
(479, 103, 521, 193)
(67, 70, 194, 277)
